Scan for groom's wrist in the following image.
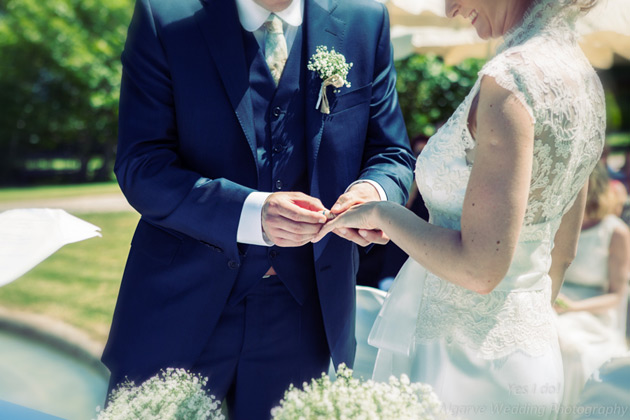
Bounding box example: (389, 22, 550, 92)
(347, 180, 387, 201)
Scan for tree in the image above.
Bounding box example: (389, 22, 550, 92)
(395, 54, 484, 140)
(0, 0, 132, 185)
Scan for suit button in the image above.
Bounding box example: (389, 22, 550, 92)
(272, 144, 284, 153)
(275, 179, 283, 190)
(269, 250, 278, 258)
(228, 260, 240, 269)
(272, 107, 282, 118)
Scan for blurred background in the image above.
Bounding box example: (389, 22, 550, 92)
(0, 0, 628, 419)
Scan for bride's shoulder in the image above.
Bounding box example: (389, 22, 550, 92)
(477, 37, 585, 116)
(476, 49, 539, 122)
(489, 34, 593, 83)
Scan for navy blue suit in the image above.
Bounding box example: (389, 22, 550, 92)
(103, 0, 414, 417)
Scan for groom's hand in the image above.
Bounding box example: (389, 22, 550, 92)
(262, 192, 328, 247)
(330, 183, 389, 246)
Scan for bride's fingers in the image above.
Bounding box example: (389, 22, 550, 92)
(333, 228, 371, 247)
(358, 229, 389, 245)
(311, 222, 336, 243)
(311, 224, 385, 247)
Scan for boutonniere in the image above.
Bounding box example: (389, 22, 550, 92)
(307, 46, 353, 114)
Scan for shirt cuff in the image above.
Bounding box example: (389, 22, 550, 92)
(237, 191, 274, 246)
(347, 180, 387, 201)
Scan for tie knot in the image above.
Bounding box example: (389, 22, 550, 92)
(264, 14, 283, 34)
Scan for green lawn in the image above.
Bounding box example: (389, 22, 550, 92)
(0, 211, 139, 344)
(0, 182, 121, 203)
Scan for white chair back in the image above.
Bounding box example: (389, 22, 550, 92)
(575, 353, 630, 420)
(352, 286, 387, 380)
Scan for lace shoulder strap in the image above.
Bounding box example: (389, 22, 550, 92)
(477, 53, 536, 124)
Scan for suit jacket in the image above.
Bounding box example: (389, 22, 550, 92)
(103, 0, 414, 381)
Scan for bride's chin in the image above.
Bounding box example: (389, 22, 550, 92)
(471, 22, 494, 40)
(474, 28, 492, 40)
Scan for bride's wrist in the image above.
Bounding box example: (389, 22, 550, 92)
(369, 200, 388, 227)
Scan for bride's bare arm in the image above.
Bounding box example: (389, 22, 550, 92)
(548, 182, 587, 302)
(315, 76, 534, 294)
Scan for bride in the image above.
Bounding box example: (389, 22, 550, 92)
(313, 0, 605, 418)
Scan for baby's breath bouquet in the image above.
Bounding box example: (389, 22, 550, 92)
(94, 368, 224, 420)
(307, 45, 353, 114)
(307, 46, 353, 88)
(271, 364, 445, 420)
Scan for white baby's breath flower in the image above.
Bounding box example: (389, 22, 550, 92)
(308, 46, 354, 113)
(271, 364, 445, 420)
(94, 369, 224, 420)
(307, 46, 353, 89)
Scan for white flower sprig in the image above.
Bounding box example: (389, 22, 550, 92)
(94, 368, 224, 420)
(308, 45, 353, 88)
(271, 364, 445, 420)
(307, 46, 353, 114)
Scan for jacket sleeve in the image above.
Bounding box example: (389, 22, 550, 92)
(115, 0, 253, 261)
(356, 3, 415, 206)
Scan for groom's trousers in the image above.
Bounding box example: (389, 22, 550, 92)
(192, 274, 330, 420)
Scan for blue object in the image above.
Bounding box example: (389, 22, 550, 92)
(0, 400, 65, 420)
(575, 354, 630, 420)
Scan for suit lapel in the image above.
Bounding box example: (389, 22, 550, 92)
(195, 0, 257, 170)
(305, 0, 343, 190)
(304, 0, 344, 261)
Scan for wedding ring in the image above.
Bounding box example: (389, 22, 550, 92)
(322, 210, 336, 220)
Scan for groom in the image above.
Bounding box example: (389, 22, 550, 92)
(102, 0, 414, 418)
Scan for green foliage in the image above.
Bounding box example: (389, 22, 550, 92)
(605, 65, 630, 132)
(606, 132, 630, 149)
(395, 54, 485, 140)
(606, 90, 623, 132)
(0, 0, 133, 185)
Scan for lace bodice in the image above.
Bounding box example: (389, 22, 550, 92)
(413, 0, 605, 359)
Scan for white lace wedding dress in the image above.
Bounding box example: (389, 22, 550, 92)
(368, 0, 605, 418)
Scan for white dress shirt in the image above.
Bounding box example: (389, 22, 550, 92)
(235, 0, 303, 53)
(232, 0, 386, 246)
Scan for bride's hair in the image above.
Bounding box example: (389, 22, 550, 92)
(568, 0, 598, 12)
(584, 162, 615, 221)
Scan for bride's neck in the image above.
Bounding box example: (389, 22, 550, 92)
(502, 0, 535, 34)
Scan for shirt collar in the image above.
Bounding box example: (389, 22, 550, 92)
(235, 0, 303, 32)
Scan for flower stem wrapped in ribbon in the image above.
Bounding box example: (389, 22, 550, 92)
(316, 74, 345, 114)
(307, 46, 353, 114)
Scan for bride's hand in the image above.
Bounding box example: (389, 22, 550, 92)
(312, 201, 389, 245)
(324, 182, 389, 246)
